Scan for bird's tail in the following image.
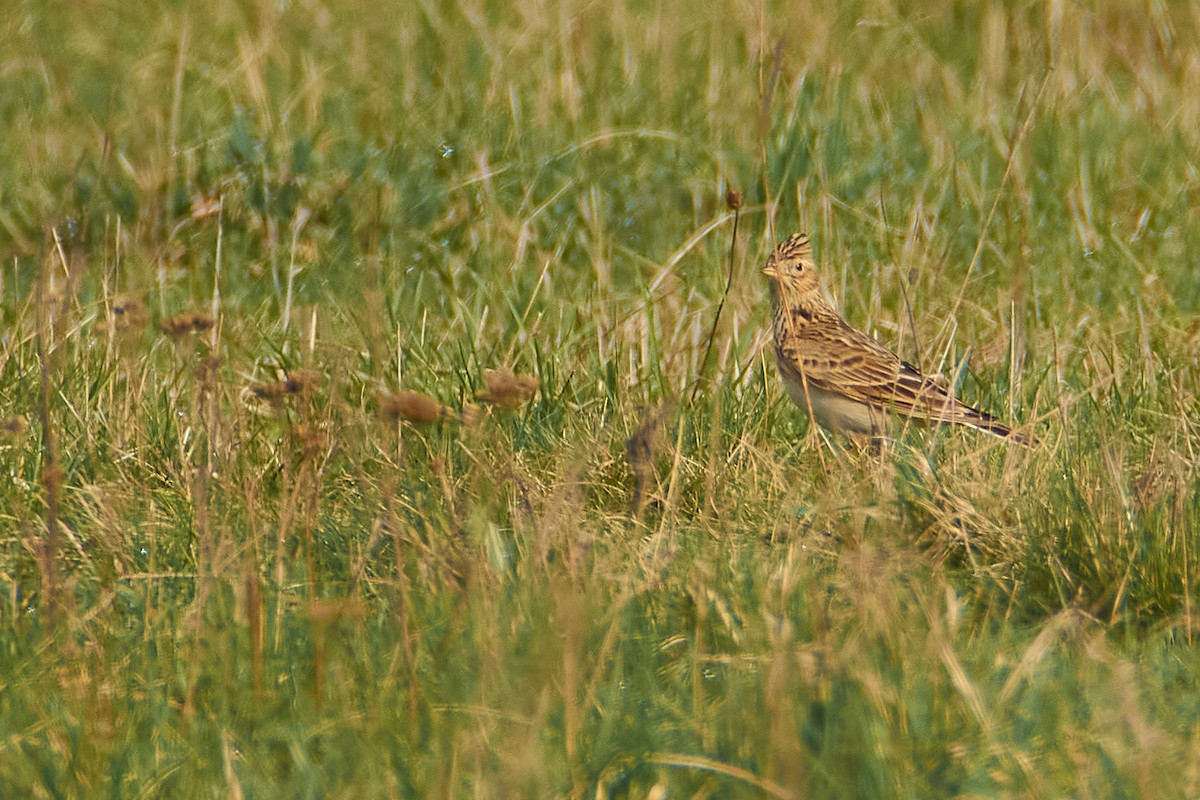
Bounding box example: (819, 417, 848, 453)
(956, 405, 1037, 447)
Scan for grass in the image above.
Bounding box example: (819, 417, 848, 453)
(2, 0, 1200, 795)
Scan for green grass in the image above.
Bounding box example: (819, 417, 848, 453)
(2, 0, 1200, 796)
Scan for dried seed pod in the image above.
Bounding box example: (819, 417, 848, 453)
(284, 369, 322, 395)
(251, 368, 321, 400)
(379, 390, 454, 424)
(161, 311, 215, 337)
(476, 369, 539, 408)
(1, 415, 27, 438)
(294, 424, 328, 460)
(97, 295, 149, 335)
(191, 193, 222, 221)
(194, 355, 223, 384)
(250, 381, 291, 400)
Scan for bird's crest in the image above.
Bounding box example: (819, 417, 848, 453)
(775, 233, 812, 263)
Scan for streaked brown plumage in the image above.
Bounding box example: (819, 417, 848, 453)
(763, 233, 1032, 445)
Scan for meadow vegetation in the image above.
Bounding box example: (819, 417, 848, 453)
(2, 0, 1200, 795)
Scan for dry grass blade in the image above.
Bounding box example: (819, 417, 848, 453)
(648, 753, 799, 800)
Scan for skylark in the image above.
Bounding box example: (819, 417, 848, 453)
(763, 233, 1032, 445)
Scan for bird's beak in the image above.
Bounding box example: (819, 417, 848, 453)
(761, 265, 778, 278)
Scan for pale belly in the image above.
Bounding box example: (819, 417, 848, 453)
(782, 379, 886, 436)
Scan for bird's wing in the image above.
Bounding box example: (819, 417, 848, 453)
(779, 316, 994, 425)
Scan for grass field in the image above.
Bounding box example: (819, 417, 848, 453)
(3, 0, 1200, 796)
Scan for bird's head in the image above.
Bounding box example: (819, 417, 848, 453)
(762, 233, 821, 296)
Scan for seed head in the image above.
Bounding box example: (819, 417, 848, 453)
(97, 295, 148, 335)
(476, 369, 539, 408)
(161, 311, 215, 338)
(1, 415, 27, 438)
(379, 390, 454, 424)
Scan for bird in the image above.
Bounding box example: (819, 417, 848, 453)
(762, 232, 1033, 446)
